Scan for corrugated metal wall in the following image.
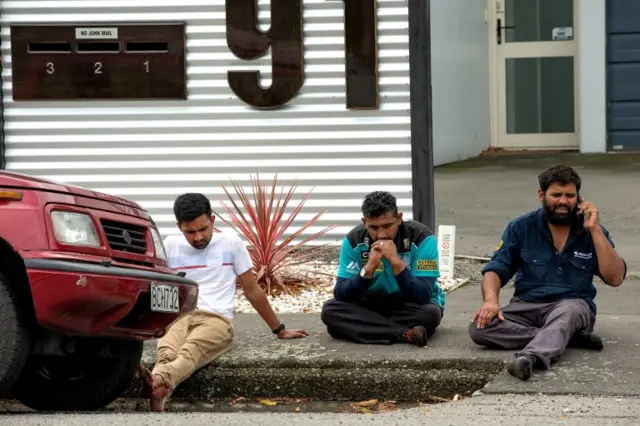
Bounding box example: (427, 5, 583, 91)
(0, 0, 412, 244)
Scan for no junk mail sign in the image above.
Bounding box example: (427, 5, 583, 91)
(226, 0, 379, 110)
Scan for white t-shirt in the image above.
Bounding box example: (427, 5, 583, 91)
(164, 231, 253, 319)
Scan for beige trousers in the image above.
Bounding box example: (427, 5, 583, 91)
(152, 309, 234, 389)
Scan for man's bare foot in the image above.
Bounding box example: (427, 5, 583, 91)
(138, 365, 154, 397)
(150, 378, 172, 412)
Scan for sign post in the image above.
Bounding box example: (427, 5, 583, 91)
(437, 225, 456, 280)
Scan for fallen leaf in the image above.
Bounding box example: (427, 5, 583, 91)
(295, 407, 301, 413)
(453, 394, 461, 401)
(360, 407, 372, 414)
(378, 401, 397, 413)
(228, 396, 246, 406)
(260, 399, 278, 406)
(356, 399, 379, 408)
(425, 408, 431, 415)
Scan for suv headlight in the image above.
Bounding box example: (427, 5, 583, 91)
(50, 211, 100, 247)
(150, 227, 167, 260)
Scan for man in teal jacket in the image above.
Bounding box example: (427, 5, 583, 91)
(321, 191, 445, 347)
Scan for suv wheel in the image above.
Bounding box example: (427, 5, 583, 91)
(0, 272, 30, 393)
(11, 340, 143, 411)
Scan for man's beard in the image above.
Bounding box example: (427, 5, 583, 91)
(543, 201, 577, 226)
(191, 238, 210, 250)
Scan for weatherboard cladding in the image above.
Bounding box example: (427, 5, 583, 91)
(1, 0, 412, 243)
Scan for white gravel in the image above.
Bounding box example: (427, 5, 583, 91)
(234, 258, 484, 314)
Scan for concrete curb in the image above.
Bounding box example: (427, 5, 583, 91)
(117, 313, 511, 402)
(124, 357, 506, 401)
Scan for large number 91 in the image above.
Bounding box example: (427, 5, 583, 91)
(225, 0, 378, 110)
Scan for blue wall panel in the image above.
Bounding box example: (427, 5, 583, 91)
(607, 0, 640, 149)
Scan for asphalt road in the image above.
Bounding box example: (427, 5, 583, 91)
(2, 394, 640, 425)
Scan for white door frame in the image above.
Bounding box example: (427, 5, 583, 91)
(488, 0, 580, 150)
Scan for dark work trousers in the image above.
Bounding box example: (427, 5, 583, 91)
(468, 298, 595, 369)
(320, 296, 443, 345)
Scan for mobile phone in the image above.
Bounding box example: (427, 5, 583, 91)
(577, 192, 584, 221)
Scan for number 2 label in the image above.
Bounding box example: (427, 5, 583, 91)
(94, 62, 102, 74)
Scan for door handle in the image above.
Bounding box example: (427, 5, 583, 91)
(497, 18, 516, 44)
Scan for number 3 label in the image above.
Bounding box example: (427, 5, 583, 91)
(46, 62, 54, 74)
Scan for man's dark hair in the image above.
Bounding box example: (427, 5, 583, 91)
(173, 193, 212, 223)
(361, 191, 398, 218)
(538, 165, 582, 193)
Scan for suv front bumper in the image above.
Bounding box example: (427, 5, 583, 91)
(24, 258, 199, 340)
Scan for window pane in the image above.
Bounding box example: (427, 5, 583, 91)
(505, 56, 575, 134)
(504, 0, 573, 43)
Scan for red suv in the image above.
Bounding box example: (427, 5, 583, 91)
(0, 171, 198, 411)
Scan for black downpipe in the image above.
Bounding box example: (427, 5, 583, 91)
(408, 0, 435, 231)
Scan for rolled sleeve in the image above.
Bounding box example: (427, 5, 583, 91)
(596, 225, 627, 281)
(482, 221, 522, 286)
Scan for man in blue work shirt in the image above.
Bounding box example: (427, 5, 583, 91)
(469, 165, 627, 381)
(320, 191, 445, 347)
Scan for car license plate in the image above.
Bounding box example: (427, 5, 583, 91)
(150, 282, 180, 313)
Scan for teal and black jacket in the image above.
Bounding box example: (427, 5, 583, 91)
(334, 220, 446, 309)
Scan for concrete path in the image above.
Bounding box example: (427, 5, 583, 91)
(452, 279, 640, 396)
(434, 153, 640, 273)
(432, 153, 640, 396)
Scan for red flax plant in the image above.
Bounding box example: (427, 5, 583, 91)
(215, 174, 338, 296)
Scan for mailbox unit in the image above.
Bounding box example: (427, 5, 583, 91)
(10, 23, 186, 100)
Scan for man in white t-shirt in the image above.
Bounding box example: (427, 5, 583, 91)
(139, 193, 309, 412)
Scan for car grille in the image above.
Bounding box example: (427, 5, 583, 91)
(100, 219, 147, 254)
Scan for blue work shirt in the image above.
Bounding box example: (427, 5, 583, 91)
(483, 208, 627, 315)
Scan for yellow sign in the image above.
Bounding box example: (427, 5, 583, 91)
(416, 259, 437, 271)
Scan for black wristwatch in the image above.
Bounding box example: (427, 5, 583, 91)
(272, 323, 285, 335)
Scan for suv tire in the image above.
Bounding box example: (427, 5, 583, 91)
(11, 339, 143, 411)
(0, 272, 30, 393)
